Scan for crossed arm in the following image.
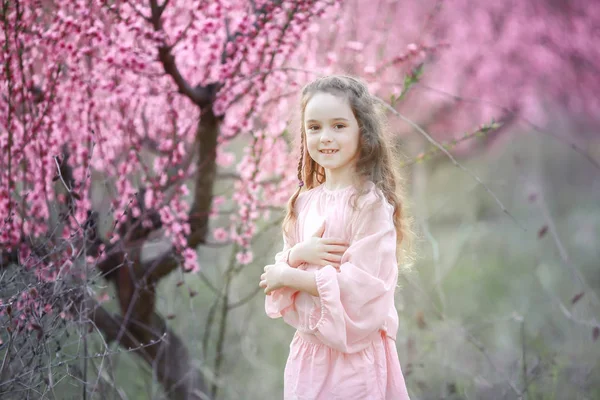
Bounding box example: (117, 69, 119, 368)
(259, 221, 348, 296)
(268, 266, 319, 296)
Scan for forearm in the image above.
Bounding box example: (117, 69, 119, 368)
(282, 268, 319, 297)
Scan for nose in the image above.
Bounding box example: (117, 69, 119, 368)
(320, 128, 333, 143)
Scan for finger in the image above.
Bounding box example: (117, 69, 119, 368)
(259, 280, 266, 288)
(322, 238, 349, 246)
(313, 220, 326, 238)
(319, 258, 342, 267)
(323, 254, 342, 264)
(324, 245, 349, 254)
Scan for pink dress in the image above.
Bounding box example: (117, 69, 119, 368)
(265, 182, 410, 400)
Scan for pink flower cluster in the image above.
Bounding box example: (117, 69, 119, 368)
(1, 288, 55, 335)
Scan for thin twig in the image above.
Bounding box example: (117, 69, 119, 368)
(53, 156, 72, 192)
(521, 320, 528, 399)
(0, 333, 13, 380)
(535, 189, 600, 307)
(377, 97, 526, 232)
(413, 83, 600, 171)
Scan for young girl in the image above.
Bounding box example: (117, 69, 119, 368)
(259, 75, 411, 399)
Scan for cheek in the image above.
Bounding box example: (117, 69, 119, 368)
(341, 135, 359, 153)
(351, 133, 361, 152)
(306, 137, 319, 152)
(341, 140, 360, 162)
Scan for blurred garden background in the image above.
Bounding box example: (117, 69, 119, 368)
(1, 0, 599, 399)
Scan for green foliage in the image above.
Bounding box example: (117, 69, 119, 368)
(391, 63, 424, 107)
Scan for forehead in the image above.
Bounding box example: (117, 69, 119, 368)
(304, 92, 353, 121)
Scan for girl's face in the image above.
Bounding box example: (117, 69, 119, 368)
(304, 92, 360, 180)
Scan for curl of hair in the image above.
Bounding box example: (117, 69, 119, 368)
(282, 75, 415, 269)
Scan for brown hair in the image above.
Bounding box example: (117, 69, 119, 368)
(282, 75, 414, 266)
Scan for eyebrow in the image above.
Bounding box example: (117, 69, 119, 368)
(305, 118, 349, 123)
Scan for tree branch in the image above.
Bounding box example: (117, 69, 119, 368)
(187, 108, 220, 248)
(377, 96, 526, 231)
(149, 0, 220, 107)
(88, 299, 210, 400)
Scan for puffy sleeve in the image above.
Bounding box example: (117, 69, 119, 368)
(264, 234, 299, 318)
(306, 193, 398, 353)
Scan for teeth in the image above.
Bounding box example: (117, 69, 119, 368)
(320, 150, 337, 154)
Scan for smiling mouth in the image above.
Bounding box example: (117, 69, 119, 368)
(319, 150, 338, 154)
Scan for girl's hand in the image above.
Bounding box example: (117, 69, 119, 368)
(290, 221, 348, 268)
(259, 262, 290, 295)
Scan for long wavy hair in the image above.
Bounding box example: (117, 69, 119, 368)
(282, 75, 414, 267)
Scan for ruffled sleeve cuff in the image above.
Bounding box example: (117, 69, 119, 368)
(308, 265, 341, 333)
(265, 287, 298, 319)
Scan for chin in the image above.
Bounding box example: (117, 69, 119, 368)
(316, 159, 339, 168)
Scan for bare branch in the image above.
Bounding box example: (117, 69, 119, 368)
(88, 299, 210, 399)
(533, 188, 600, 307)
(377, 96, 526, 231)
(413, 83, 600, 171)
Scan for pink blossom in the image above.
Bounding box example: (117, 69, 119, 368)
(364, 65, 376, 74)
(213, 227, 229, 242)
(345, 41, 364, 51)
(182, 248, 200, 273)
(216, 150, 235, 167)
(213, 196, 226, 207)
(236, 251, 254, 265)
(97, 292, 111, 304)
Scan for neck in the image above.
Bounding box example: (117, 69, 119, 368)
(323, 167, 357, 191)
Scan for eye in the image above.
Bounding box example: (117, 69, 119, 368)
(307, 125, 320, 132)
(333, 124, 346, 130)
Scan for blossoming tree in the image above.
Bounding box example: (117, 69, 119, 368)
(1, 0, 338, 397)
(1, 0, 598, 398)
